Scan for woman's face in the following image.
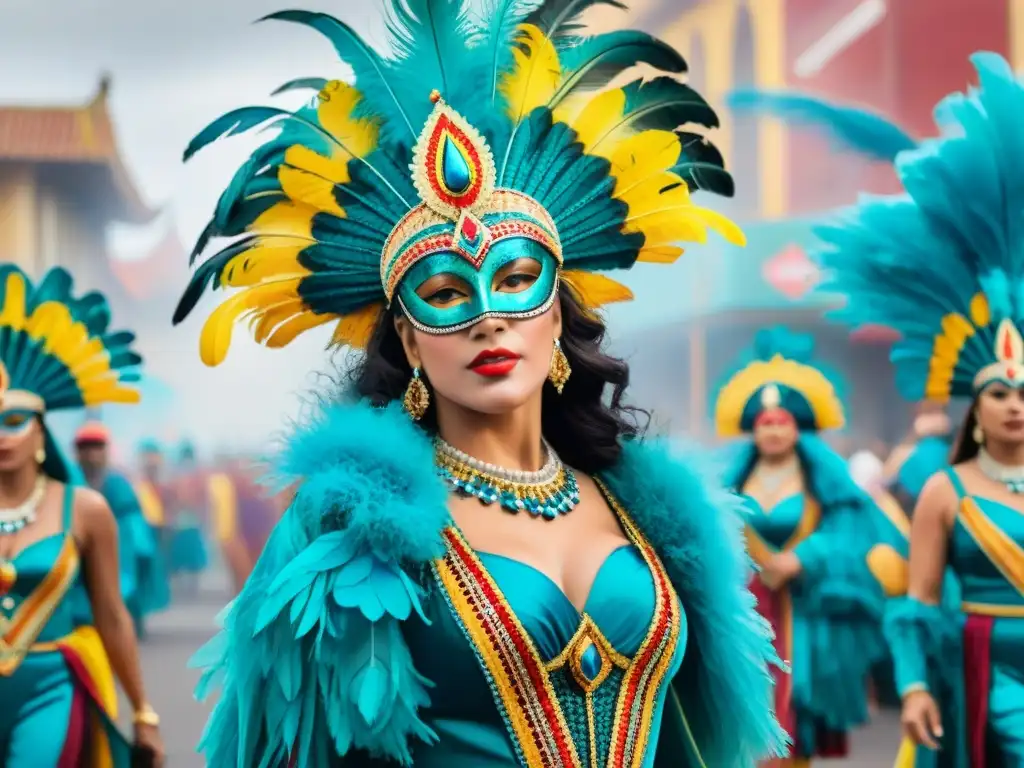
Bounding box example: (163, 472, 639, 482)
(976, 383, 1024, 445)
(396, 291, 562, 417)
(0, 409, 43, 473)
(753, 409, 799, 459)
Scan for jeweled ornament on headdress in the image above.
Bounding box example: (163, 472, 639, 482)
(175, 0, 745, 365)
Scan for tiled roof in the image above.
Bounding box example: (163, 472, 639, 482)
(0, 76, 154, 223)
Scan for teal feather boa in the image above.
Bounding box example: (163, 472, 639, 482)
(193, 400, 785, 766)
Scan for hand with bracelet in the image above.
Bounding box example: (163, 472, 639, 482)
(133, 703, 165, 764)
(900, 685, 942, 750)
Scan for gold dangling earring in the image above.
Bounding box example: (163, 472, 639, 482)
(548, 339, 571, 394)
(973, 422, 985, 445)
(35, 447, 45, 464)
(403, 367, 430, 421)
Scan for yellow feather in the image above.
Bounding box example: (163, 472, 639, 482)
(248, 296, 308, 343)
(265, 311, 335, 349)
(279, 164, 345, 218)
(637, 245, 683, 263)
(248, 201, 316, 239)
(0, 272, 27, 330)
(199, 279, 302, 366)
(608, 131, 680, 195)
(331, 303, 383, 349)
(500, 24, 562, 123)
(315, 81, 379, 161)
(221, 240, 312, 288)
(626, 204, 746, 247)
(562, 270, 634, 307)
(549, 92, 591, 128)
(559, 89, 625, 152)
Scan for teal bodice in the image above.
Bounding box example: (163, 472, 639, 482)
(950, 497, 1024, 609)
(403, 544, 688, 766)
(3, 535, 77, 644)
(745, 493, 805, 550)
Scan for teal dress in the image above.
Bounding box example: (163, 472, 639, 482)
(400, 543, 687, 766)
(944, 471, 1024, 763)
(170, 508, 209, 574)
(0, 486, 130, 765)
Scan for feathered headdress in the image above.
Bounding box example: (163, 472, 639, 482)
(731, 53, 1024, 402)
(0, 266, 141, 480)
(714, 326, 845, 436)
(174, 0, 743, 365)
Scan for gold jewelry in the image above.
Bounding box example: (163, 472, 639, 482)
(34, 447, 45, 465)
(548, 339, 571, 394)
(133, 703, 160, 727)
(403, 367, 430, 421)
(973, 422, 984, 444)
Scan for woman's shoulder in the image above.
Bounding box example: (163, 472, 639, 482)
(279, 399, 450, 565)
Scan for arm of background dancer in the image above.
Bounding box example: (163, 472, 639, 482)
(883, 442, 914, 482)
(77, 488, 151, 712)
(906, 473, 953, 606)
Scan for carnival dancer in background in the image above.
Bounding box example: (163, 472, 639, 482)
(715, 326, 905, 766)
(0, 266, 163, 764)
(780, 51, 1024, 766)
(135, 439, 171, 557)
(205, 459, 251, 594)
(167, 441, 208, 598)
(215, 455, 280, 591)
(174, 0, 788, 764)
(74, 422, 170, 637)
(884, 405, 955, 511)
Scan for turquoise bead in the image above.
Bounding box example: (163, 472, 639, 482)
(441, 136, 472, 194)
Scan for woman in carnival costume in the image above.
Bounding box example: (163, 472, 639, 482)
(0, 266, 163, 764)
(714, 326, 906, 766)
(73, 421, 171, 637)
(176, 0, 788, 765)
(763, 51, 1024, 766)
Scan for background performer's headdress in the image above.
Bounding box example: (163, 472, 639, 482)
(730, 52, 1024, 402)
(174, 0, 743, 365)
(0, 266, 142, 480)
(714, 326, 845, 436)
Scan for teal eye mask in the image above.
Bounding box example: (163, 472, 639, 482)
(395, 237, 559, 333)
(0, 408, 37, 436)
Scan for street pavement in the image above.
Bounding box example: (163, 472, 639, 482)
(138, 591, 905, 767)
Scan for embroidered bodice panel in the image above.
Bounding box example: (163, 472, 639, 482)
(403, 541, 687, 767)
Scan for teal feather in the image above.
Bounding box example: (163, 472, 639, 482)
(672, 130, 735, 196)
(726, 88, 917, 163)
(815, 52, 1024, 400)
(615, 76, 718, 133)
(261, 10, 417, 142)
(548, 30, 686, 107)
(471, 0, 539, 103)
(525, 0, 626, 39)
(270, 76, 329, 96)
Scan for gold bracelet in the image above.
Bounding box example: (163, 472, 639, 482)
(133, 703, 160, 727)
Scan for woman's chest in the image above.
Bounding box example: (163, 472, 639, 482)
(743, 493, 811, 550)
(403, 526, 687, 768)
(950, 495, 1024, 600)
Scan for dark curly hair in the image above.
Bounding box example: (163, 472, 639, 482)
(349, 285, 648, 474)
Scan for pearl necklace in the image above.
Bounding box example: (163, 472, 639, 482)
(0, 475, 47, 535)
(978, 448, 1024, 494)
(434, 437, 580, 519)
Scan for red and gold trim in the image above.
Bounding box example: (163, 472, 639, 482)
(598, 483, 682, 768)
(0, 535, 80, 675)
(434, 481, 682, 768)
(435, 526, 582, 768)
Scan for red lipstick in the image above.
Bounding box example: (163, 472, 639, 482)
(469, 348, 521, 377)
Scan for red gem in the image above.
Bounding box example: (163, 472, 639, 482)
(462, 217, 479, 243)
(1010, 367, 1016, 379)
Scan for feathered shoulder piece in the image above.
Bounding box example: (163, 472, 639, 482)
(714, 326, 845, 436)
(174, 0, 743, 365)
(0, 265, 141, 412)
(192, 402, 450, 767)
(813, 52, 1024, 401)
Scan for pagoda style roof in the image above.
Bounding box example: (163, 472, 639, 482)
(0, 75, 155, 224)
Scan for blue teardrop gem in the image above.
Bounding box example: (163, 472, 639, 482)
(580, 642, 603, 681)
(441, 135, 472, 194)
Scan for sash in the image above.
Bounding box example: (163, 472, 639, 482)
(433, 482, 682, 768)
(0, 535, 79, 675)
(957, 496, 1024, 604)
